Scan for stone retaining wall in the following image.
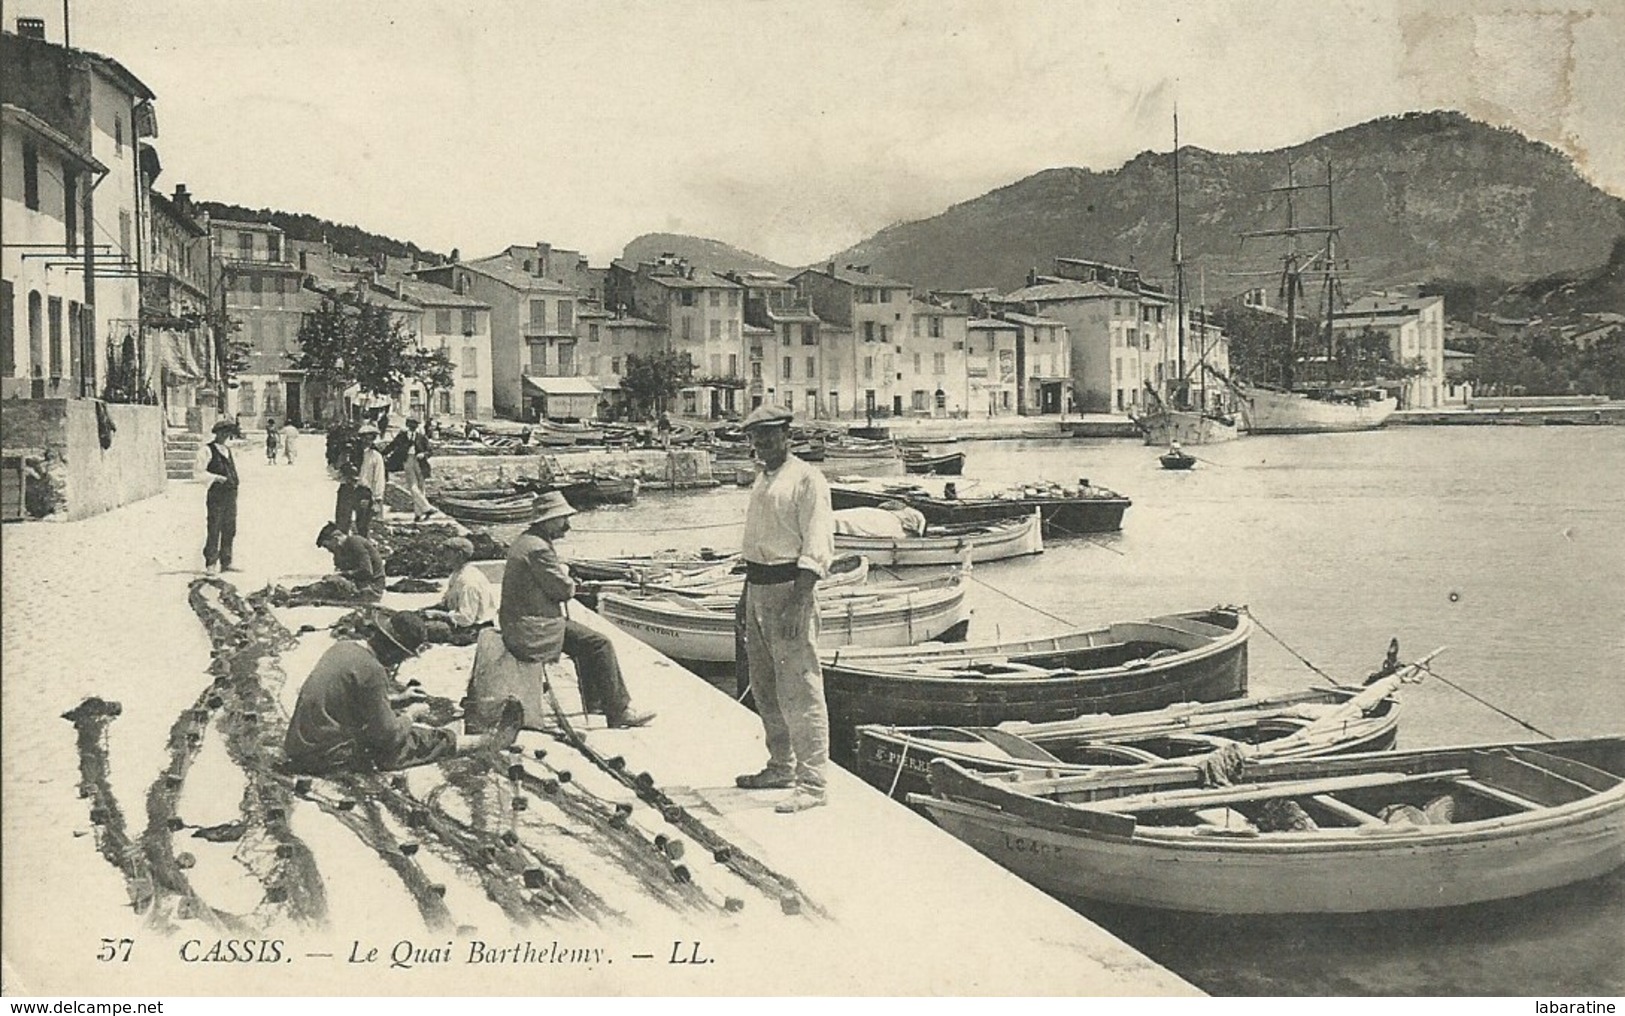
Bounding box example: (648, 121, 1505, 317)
(0, 400, 166, 520)
(427, 448, 716, 491)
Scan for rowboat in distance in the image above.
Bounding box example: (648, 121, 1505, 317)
(903, 450, 966, 475)
(834, 510, 1043, 566)
(828, 475, 1130, 536)
(913, 735, 1625, 914)
(598, 572, 968, 664)
(856, 674, 1406, 799)
(820, 608, 1252, 758)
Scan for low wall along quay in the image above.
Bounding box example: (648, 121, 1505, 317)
(1, 399, 166, 521)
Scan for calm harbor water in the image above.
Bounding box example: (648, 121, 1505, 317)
(557, 426, 1625, 995)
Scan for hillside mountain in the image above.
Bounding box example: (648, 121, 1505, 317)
(621, 233, 796, 277)
(819, 111, 1625, 297)
(196, 200, 443, 263)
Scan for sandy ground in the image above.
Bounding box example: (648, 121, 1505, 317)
(2, 435, 1192, 997)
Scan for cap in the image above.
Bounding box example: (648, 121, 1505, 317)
(741, 404, 793, 431)
(211, 419, 235, 433)
(315, 522, 341, 547)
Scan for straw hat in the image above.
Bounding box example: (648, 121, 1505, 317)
(528, 490, 577, 524)
(370, 609, 426, 658)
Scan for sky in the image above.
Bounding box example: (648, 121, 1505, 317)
(17, 0, 1625, 266)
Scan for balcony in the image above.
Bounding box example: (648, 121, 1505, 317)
(521, 364, 579, 378)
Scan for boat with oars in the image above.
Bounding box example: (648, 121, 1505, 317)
(819, 607, 1251, 760)
(833, 509, 1043, 566)
(912, 727, 1625, 914)
(1159, 445, 1197, 470)
(858, 667, 1407, 799)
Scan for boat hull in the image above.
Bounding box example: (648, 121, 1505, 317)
(822, 610, 1251, 759)
(598, 580, 967, 663)
(829, 482, 1129, 536)
(917, 738, 1625, 914)
(833, 511, 1043, 566)
(1138, 409, 1241, 446)
(904, 451, 967, 475)
(1242, 387, 1398, 434)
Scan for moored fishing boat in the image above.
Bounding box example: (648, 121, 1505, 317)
(598, 573, 968, 664)
(903, 450, 966, 475)
(912, 735, 1625, 914)
(856, 672, 1407, 799)
(833, 510, 1042, 566)
(1240, 384, 1397, 434)
(820, 607, 1251, 756)
(1159, 447, 1197, 470)
(828, 475, 1130, 536)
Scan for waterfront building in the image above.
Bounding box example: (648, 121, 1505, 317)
(964, 318, 1020, 417)
(144, 184, 214, 428)
(209, 219, 314, 426)
(2, 23, 157, 402)
(1332, 291, 1447, 409)
(575, 306, 665, 420)
(1443, 347, 1475, 405)
(790, 263, 912, 419)
(902, 299, 972, 417)
(607, 255, 746, 419)
(728, 270, 825, 416)
(993, 277, 1144, 414)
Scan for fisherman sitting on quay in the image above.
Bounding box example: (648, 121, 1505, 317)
(283, 608, 523, 775)
(421, 536, 498, 645)
(298, 521, 388, 602)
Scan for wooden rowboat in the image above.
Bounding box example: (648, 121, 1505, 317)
(903, 450, 966, 475)
(912, 735, 1625, 914)
(856, 675, 1406, 799)
(821, 607, 1250, 739)
(829, 476, 1131, 536)
(598, 573, 968, 664)
(833, 510, 1043, 566)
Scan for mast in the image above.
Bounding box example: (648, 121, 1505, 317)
(1172, 109, 1186, 402)
(1241, 158, 1340, 389)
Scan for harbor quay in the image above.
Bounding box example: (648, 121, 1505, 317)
(0, 435, 1196, 996)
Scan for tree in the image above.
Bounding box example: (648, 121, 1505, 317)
(288, 297, 414, 403)
(402, 345, 457, 422)
(620, 349, 694, 420)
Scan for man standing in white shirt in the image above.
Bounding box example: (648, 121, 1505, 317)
(195, 418, 240, 574)
(734, 404, 836, 813)
(356, 423, 386, 537)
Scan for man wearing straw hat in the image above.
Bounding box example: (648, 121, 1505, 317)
(734, 403, 835, 813)
(499, 491, 655, 729)
(284, 608, 523, 774)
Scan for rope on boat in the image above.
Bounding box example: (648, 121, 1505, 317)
(956, 569, 1077, 629)
(1413, 662, 1556, 740)
(884, 736, 912, 800)
(1243, 611, 1353, 689)
(1043, 518, 1127, 555)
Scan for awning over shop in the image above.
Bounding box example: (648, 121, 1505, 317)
(159, 330, 204, 382)
(523, 375, 601, 420)
(523, 376, 601, 397)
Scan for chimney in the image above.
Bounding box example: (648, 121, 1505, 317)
(534, 242, 550, 276)
(827, 261, 835, 275)
(172, 183, 193, 216)
(16, 17, 47, 39)
(450, 248, 460, 263)
(1027, 268, 1038, 286)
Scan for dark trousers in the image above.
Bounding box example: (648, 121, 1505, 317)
(204, 485, 237, 568)
(352, 486, 374, 538)
(563, 620, 631, 723)
(334, 484, 355, 532)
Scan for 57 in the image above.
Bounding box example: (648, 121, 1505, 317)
(96, 938, 134, 962)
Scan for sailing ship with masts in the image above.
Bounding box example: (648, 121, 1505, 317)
(1134, 113, 1242, 446)
(1235, 161, 1398, 434)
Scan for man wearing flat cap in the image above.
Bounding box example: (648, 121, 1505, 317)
(196, 418, 241, 574)
(284, 608, 523, 774)
(315, 521, 387, 600)
(422, 536, 498, 644)
(500, 491, 654, 729)
(735, 403, 835, 813)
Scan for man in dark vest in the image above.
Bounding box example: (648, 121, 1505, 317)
(196, 418, 240, 574)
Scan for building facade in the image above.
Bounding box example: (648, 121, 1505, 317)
(210, 218, 315, 426)
(144, 184, 214, 427)
(1332, 291, 1447, 409)
(791, 263, 913, 419)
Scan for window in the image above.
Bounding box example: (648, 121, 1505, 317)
(119, 211, 132, 263)
(440, 390, 452, 414)
(463, 390, 477, 417)
(239, 381, 256, 416)
(912, 390, 928, 411)
(529, 300, 546, 330)
(783, 356, 793, 380)
(879, 325, 890, 343)
(863, 356, 874, 380)
(829, 391, 840, 415)
(588, 324, 600, 342)
(462, 347, 478, 378)
(461, 309, 477, 335)
(249, 275, 264, 297)
(114, 116, 124, 156)
(751, 361, 762, 380)
(238, 232, 254, 258)
(913, 317, 922, 338)
(802, 324, 815, 345)
(728, 353, 738, 377)
(436, 309, 452, 333)
(912, 353, 921, 373)
(709, 320, 721, 340)
(806, 356, 815, 378)
(710, 353, 722, 375)
(558, 342, 575, 375)
(264, 383, 283, 416)
(681, 317, 693, 341)
(953, 341, 964, 350)
(557, 301, 573, 332)
(880, 289, 892, 304)
(933, 352, 945, 375)
(680, 291, 695, 307)
(23, 143, 40, 210)
(611, 356, 621, 374)
(784, 391, 793, 411)
(47, 297, 63, 377)
(1114, 357, 1122, 382)
(66, 299, 80, 383)
(863, 322, 875, 342)
(727, 320, 738, 340)
(929, 316, 942, 339)
(783, 324, 793, 346)
(729, 290, 740, 307)
(266, 234, 281, 262)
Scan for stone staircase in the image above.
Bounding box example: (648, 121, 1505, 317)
(165, 430, 204, 481)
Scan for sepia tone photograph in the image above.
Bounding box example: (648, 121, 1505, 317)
(3, 0, 1622, 999)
